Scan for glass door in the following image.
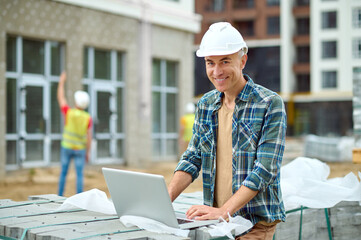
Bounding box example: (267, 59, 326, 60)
(91, 85, 118, 163)
(19, 77, 48, 167)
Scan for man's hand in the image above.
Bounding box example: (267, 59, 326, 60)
(186, 186, 259, 221)
(186, 205, 228, 221)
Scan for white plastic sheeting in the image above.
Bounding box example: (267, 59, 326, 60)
(281, 157, 361, 210)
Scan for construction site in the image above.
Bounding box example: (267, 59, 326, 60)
(1, 0, 361, 239)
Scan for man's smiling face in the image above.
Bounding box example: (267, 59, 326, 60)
(205, 51, 247, 95)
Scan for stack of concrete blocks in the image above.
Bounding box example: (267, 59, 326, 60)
(1, 193, 360, 239)
(354, 69, 361, 145)
(353, 69, 361, 163)
(0, 195, 189, 240)
(274, 201, 361, 240)
(304, 135, 354, 162)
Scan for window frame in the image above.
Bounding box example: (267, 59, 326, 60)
(322, 70, 338, 89)
(151, 58, 179, 160)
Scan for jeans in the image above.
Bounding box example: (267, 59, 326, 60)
(58, 146, 86, 196)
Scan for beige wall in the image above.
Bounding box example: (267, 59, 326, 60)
(0, 0, 196, 178)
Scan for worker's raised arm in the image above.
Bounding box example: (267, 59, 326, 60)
(57, 71, 68, 108)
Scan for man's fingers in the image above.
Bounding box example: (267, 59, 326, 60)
(186, 205, 211, 219)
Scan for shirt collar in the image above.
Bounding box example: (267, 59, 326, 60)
(213, 74, 254, 107)
(236, 74, 254, 103)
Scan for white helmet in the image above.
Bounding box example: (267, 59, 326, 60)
(74, 91, 90, 109)
(196, 22, 248, 57)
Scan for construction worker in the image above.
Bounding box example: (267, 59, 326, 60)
(168, 22, 287, 239)
(57, 71, 92, 196)
(179, 102, 196, 155)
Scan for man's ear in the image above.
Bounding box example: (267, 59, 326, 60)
(240, 54, 248, 70)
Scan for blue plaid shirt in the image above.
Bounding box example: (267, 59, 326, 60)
(175, 75, 286, 224)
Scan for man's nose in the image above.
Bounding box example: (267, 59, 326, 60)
(213, 64, 223, 76)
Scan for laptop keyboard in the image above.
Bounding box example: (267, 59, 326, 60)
(177, 218, 194, 224)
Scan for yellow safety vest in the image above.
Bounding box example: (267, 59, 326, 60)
(61, 108, 91, 150)
(181, 113, 195, 142)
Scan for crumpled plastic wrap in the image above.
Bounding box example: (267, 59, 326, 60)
(119, 215, 190, 237)
(281, 157, 361, 210)
(56, 188, 116, 215)
(207, 213, 253, 239)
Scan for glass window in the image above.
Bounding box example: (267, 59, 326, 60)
(117, 53, 124, 82)
(296, 0, 309, 6)
(117, 88, 124, 133)
(166, 61, 177, 87)
(234, 20, 254, 37)
(353, 8, 361, 29)
(51, 82, 61, 133)
(97, 139, 111, 158)
(152, 91, 161, 133)
(152, 59, 179, 158)
(51, 41, 62, 76)
(322, 71, 337, 88)
(322, 41, 337, 59)
(94, 49, 111, 80)
(26, 140, 44, 162)
(296, 45, 310, 63)
(26, 86, 44, 133)
(267, 16, 280, 35)
(97, 91, 111, 133)
(6, 36, 17, 72)
(233, 0, 254, 8)
(51, 140, 61, 163)
(296, 74, 310, 92)
(322, 11, 337, 29)
(166, 93, 177, 132)
(6, 140, 17, 165)
(296, 17, 310, 35)
(23, 38, 44, 74)
(353, 38, 361, 59)
(83, 47, 125, 162)
(83, 48, 89, 78)
(166, 139, 177, 156)
(267, 0, 280, 6)
(117, 139, 124, 159)
(152, 59, 161, 86)
(6, 78, 17, 134)
(206, 0, 225, 12)
(353, 67, 361, 97)
(6, 36, 64, 168)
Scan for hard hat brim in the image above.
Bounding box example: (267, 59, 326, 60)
(196, 48, 242, 57)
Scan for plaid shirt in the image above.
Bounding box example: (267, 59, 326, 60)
(175, 75, 286, 224)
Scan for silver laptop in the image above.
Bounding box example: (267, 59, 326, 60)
(102, 167, 219, 229)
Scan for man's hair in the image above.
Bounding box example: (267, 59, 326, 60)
(238, 48, 247, 59)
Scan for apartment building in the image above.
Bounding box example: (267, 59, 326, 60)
(194, 0, 359, 137)
(0, 0, 201, 179)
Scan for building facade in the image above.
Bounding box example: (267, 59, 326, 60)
(194, 0, 359, 137)
(0, 0, 201, 179)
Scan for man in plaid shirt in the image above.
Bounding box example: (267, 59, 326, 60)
(168, 22, 287, 239)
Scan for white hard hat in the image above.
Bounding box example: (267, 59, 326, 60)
(186, 102, 195, 113)
(74, 91, 90, 109)
(196, 22, 248, 57)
